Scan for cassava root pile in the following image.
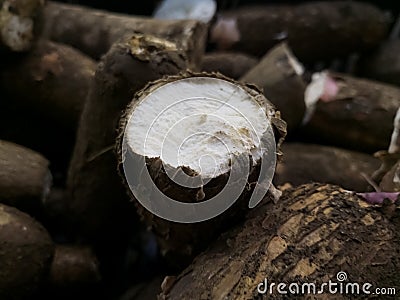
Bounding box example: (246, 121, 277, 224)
(1, 0, 400, 298)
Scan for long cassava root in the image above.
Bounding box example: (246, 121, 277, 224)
(302, 72, 400, 152)
(275, 143, 380, 191)
(40, 1, 207, 69)
(160, 183, 400, 299)
(210, 1, 389, 61)
(67, 34, 189, 239)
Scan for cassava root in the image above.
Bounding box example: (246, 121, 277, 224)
(67, 34, 189, 239)
(160, 183, 400, 299)
(0, 140, 51, 214)
(117, 72, 286, 267)
(40, 1, 207, 69)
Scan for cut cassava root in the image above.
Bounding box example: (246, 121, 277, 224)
(67, 34, 188, 239)
(240, 42, 306, 132)
(40, 1, 207, 69)
(117, 72, 286, 266)
(0, 140, 51, 214)
(160, 183, 400, 299)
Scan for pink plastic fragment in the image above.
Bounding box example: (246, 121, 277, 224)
(357, 192, 399, 205)
(320, 75, 339, 102)
(210, 16, 240, 50)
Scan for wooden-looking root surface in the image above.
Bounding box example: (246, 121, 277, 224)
(161, 183, 400, 299)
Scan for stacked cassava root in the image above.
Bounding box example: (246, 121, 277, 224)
(0, 0, 399, 299)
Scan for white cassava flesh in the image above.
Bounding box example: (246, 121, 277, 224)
(120, 75, 283, 223)
(124, 77, 271, 179)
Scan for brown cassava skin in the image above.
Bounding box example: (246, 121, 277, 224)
(359, 40, 400, 87)
(212, 1, 389, 62)
(120, 277, 163, 300)
(380, 161, 400, 192)
(201, 52, 258, 79)
(40, 1, 207, 69)
(302, 72, 400, 153)
(116, 73, 286, 268)
(0, 204, 54, 299)
(67, 34, 188, 239)
(0, 140, 51, 214)
(240, 43, 306, 132)
(160, 183, 400, 299)
(275, 143, 380, 192)
(49, 245, 100, 287)
(0, 40, 95, 130)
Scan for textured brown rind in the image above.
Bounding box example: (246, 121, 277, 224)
(240, 43, 306, 132)
(120, 277, 163, 300)
(67, 34, 188, 239)
(212, 1, 389, 62)
(116, 72, 286, 268)
(302, 72, 400, 153)
(0, 204, 54, 299)
(201, 52, 258, 79)
(275, 143, 380, 191)
(49, 245, 100, 287)
(40, 1, 207, 69)
(380, 161, 400, 192)
(160, 183, 400, 300)
(359, 40, 400, 87)
(0, 140, 51, 214)
(0, 39, 95, 130)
